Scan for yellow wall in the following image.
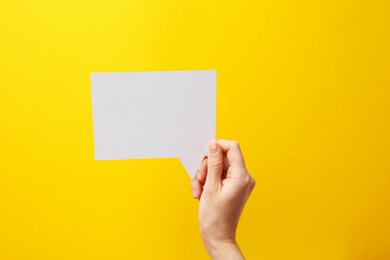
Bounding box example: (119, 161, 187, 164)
(1, 0, 389, 259)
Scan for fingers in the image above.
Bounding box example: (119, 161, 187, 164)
(191, 140, 246, 197)
(205, 141, 223, 190)
(191, 178, 203, 199)
(191, 157, 207, 199)
(216, 140, 246, 169)
(197, 156, 208, 184)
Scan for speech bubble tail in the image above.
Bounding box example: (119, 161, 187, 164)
(179, 153, 206, 179)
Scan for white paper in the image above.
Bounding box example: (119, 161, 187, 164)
(91, 70, 216, 178)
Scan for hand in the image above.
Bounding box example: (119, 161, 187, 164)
(191, 140, 256, 260)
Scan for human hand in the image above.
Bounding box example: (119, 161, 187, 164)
(191, 140, 256, 260)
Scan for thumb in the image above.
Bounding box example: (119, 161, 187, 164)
(205, 141, 223, 190)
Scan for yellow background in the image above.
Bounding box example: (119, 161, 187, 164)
(1, 0, 389, 259)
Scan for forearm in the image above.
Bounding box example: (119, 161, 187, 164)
(203, 239, 244, 260)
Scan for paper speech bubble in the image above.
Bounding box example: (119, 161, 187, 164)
(91, 70, 216, 178)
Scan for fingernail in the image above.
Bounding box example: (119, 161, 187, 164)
(192, 188, 197, 198)
(208, 142, 218, 154)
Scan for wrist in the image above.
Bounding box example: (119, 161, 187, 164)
(202, 237, 244, 260)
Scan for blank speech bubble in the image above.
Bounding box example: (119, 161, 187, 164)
(91, 70, 216, 178)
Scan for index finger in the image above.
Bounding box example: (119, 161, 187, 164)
(216, 140, 246, 168)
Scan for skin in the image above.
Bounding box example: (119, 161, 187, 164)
(191, 140, 256, 260)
